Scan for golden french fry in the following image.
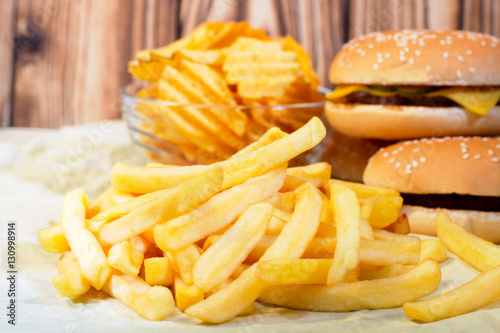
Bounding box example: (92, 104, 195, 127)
(327, 183, 361, 286)
(60, 189, 111, 290)
(173, 274, 204, 312)
(285, 162, 332, 187)
(360, 196, 403, 229)
(97, 165, 224, 246)
(52, 251, 91, 299)
(88, 188, 169, 228)
(230, 127, 288, 159)
(102, 270, 175, 321)
(359, 218, 375, 240)
(154, 168, 286, 252)
(265, 191, 295, 212)
(106, 240, 144, 277)
(384, 213, 411, 235)
(168, 244, 200, 285)
(372, 228, 421, 243)
(436, 211, 500, 272)
(323, 179, 400, 199)
(404, 263, 500, 322)
(302, 237, 420, 266)
(184, 182, 323, 324)
(260, 259, 441, 312)
(193, 202, 273, 292)
(37, 224, 70, 253)
(419, 239, 448, 264)
(255, 258, 331, 285)
(144, 257, 172, 286)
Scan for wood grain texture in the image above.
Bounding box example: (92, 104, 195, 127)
(0, 0, 16, 126)
(1, 0, 500, 127)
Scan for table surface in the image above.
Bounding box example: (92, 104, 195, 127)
(1, 123, 499, 333)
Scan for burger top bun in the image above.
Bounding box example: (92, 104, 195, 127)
(329, 30, 500, 86)
(362, 136, 500, 196)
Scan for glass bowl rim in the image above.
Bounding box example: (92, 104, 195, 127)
(121, 81, 330, 111)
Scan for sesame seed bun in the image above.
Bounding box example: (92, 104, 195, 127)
(325, 103, 500, 140)
(329, 30, 500, 86)
(363, 137, 500, 242)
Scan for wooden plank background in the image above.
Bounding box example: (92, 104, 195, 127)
(1, 0, 499, 128)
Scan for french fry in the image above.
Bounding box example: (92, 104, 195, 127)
(404, 263, 500, 322)
(37, 224, 70, 253)
(192, 202, 273, 292)
(255, 258, 331, 285)
(52, 251, 91, 299)
(97, 165, 224, 246)
(106, 240, 144, 277)
(384, 213, 411, 235)
(260, 259, 441, 312)
(154, 168, 286, 252)
(436, 211, 500, 272)
(60, 189, 111, 290)
(327, 183, 361, 286)
(229, 127, 288, 159)
(173, 274, 204, 312)
(102, 270, 175, 321)
(184, 182, 323, 323)
(144, 257, 172, 286)
(285, 162, 332, 187)
(373, 228, 421, 243)
(323, 179, 400, 199)
(360, 196, 403, 229)
(302, 237, 420, 266)
(168, 244, 200, 285)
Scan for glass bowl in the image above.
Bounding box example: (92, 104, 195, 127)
(121, 81, 330, 167)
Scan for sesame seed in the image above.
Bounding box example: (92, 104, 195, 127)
(461, 147, 468, 153)
(469, 67, 476, 73)
(389, 157, 395, 163)
(395, 162, 401, 169)
(488, 149, 494, 155)
(493, 157, 499, 162)
(415, 50, 421, 56)
(404, 168, 412, 174)
(481, 40, 486, 46)
(460, 142, 466, 147)
(425, 65, 431, 72)
(392, 150, 399, 155)
(482, 137, 489, 142)
(377, 57, 384, 63)
(404, 47, 410, 52)
(404, 141, 412, 145)
(458, 55, 464, 62)
(398, 147, 404, 151)
(456, 70, 463, 78)
(496, 144, 500, 148)
(412, 161, 418, 168)
(443, 52, 449, 58)
(409, 58, 415, 65)
(385, 52, 390, 58)
(400, 55, 405, 62)
(373, 63, 379, 70)
(473, 154, 481, 159)
(466, 50, 473, 55)
(420, 157, 426, 162)
(492, 43, 497, 48)
(412, 147, 420, 152)
(382, 152, 389, 157)
(368, 44, 374, 48)
(440, 40, 446, 45)
(463, 153, 470, 159)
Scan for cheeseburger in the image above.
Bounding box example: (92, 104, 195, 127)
(363, 136, 500, 243)
(326, 30, 500, 140)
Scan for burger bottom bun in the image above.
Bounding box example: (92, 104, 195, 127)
(325, 102, 500, 140)
(400, 205, 500, 244)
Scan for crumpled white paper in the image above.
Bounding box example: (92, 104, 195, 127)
(0, 122, 499, 332)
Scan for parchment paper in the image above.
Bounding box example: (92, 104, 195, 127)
(1, 122, 499, 332)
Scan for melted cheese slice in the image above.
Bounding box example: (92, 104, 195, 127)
(327, 85, 500, 116)
(427, 88, 500, 116)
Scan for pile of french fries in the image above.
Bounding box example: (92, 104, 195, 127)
(38, 117, 500, 324)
